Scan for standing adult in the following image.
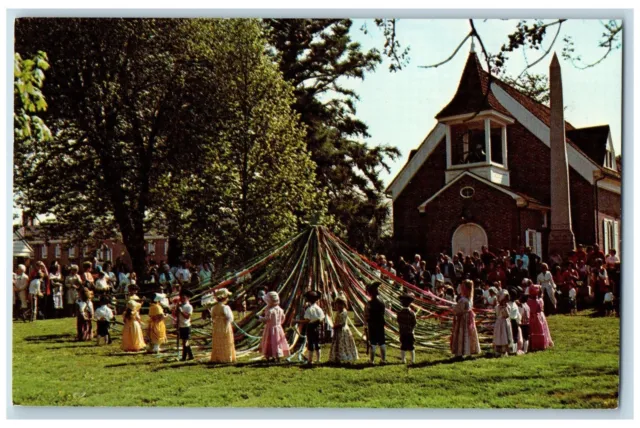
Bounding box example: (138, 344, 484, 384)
(14, 264, 29, 320)
(76, 287, 94, 341)
(199, 262, 213, 286)
(49, 262, 65, 318)
(514, 247, 529, 271)
(175, 261, 192, 289)
(587, 244, 606, 268)
(526, 247, 541, 281)
(440, 255, 455, 286)
(537, 263, 557, 316)
(64, 265, 82, 317)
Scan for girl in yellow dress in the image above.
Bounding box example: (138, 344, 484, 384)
(147, 293, 168, 354)
(121, 296, 146, 352)
(210, 288, 236, 363)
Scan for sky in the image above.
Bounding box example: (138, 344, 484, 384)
(341, 19, 623, 187)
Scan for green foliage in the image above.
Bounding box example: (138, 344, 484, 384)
(14, 18, 324, 273)
(156, 19, 326, 265)
(265, 19, 400, 254)
(14, 51, 52, 143)
(13, 310, 619, 407)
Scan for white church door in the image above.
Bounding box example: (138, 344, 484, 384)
(452, 223, 488, 256)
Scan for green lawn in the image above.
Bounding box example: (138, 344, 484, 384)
(12, 310, 619, 408)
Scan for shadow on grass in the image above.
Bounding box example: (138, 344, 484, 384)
(24, 333, 76, 344)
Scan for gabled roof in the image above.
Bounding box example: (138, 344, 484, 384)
(386, 52, 619, 200)
(417, 171, 549, 212)
(436, 52, 512, 120)
(566, 125, 611, 166)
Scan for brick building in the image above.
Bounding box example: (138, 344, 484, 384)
(17, 221, 169, 269)
(385, 49, 621, 265)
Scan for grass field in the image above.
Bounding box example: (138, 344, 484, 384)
(12, 310, 619, 408)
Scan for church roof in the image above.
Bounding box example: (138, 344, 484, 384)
(435, 52, 512, 120)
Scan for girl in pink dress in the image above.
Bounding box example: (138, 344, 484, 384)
(527, 285, 554, 351)
(259, 291, 290, 362)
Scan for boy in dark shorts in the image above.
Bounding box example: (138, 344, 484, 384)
(177, 288, 194, 361)
(518, 294, 530, 354)
(294, 290, 325, 365)
(364, 281, 387, 364)
(397, 292, 417, 364)
(94, 295, 114, 346)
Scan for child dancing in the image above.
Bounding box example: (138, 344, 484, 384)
(328, 295, 358, 363)
(365, 281, 387, 364)
(397, 292, 417, 364)
(450, 279, 481, 358)
(259, 291, 290, 362)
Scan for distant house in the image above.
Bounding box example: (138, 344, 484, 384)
(19, 218, 169, 268)
(385, 49, 621, 264)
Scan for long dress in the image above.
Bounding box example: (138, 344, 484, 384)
(121, 311, 146, 352)
(528, 297, 553, 351)
(260, 305, 290, 359)
(210, 303, 236, 363)
(450, 296, 481, 357)
(76, 299, 94, 341)
(493, 303, 513, 354)
(329, 310, 359, 362)
(147, 302, 167, 346)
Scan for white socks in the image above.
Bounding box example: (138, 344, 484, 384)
(306, 349, 321, 364)
(401, 350, 406, 363)
(316, 349, 321, 363)
(523, 340, 529, 353)
(370, 345, 387, 363)
(153, 344, 160, 353)
(410, 350, 415, 364)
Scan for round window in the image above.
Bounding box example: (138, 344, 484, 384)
(460, 186, 475, 199)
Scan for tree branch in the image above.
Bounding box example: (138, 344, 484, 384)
(419, 32, 473, 69)
(517, 21, 563, 79)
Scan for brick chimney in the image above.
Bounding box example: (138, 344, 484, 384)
(547, 53, 576, 256)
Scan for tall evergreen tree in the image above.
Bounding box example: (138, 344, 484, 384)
(264, 19, 400, 253)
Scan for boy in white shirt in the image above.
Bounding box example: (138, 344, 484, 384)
(568, 283, 577, 316)
(603, 287, 615, 317)
(94, 296, 114, 345)
(506, 290, 522, 355)
(294, 290, 325, 365)
(177, 288, 194, 361)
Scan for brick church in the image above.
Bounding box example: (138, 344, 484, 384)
(386, 47, 621, 264)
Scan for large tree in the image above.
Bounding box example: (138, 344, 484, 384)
(155, 19, 325, 266)
(14, 18, 321, 276)
(264, 19, 400, 254)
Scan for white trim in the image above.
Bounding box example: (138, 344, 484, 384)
(54, 243, 61, 258)
(604, 132, 617, 171)
(491, 83, 600, 184)
(438, 110, 515, 125)
(445, 124, 452, 169)
(445, 164, 510, 186)
(484, 118, 491, 163)
(418, 171, 524, 212)
(386, 123, 446, 200)
(502, 124, 508, 169)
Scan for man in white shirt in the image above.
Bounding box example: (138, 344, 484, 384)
(175, 262, 192, 287)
